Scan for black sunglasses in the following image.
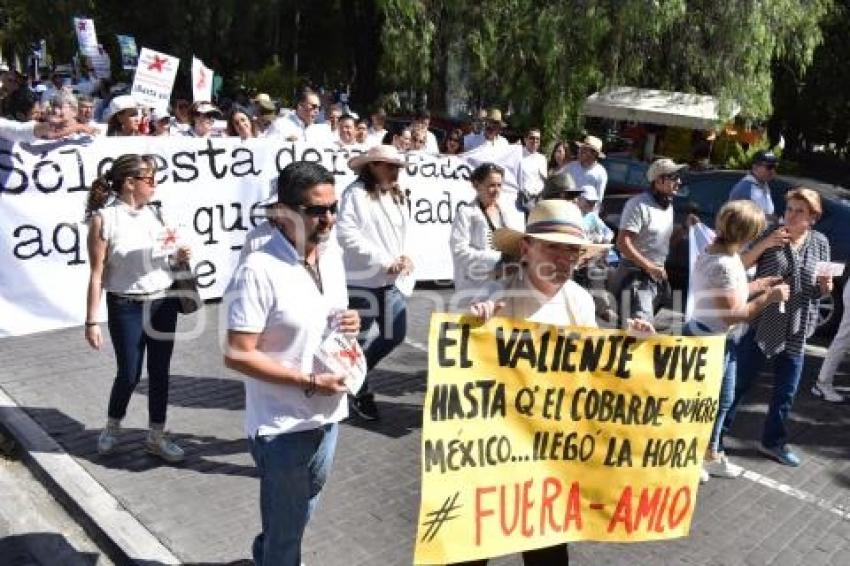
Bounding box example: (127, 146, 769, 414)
(297, 201, 338, 217)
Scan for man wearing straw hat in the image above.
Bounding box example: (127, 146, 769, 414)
(467, 199, 650, 565)
(566, 135, 608, 205)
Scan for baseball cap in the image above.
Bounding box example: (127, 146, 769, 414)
(752, 149, 779, 166)
(647, 158, 687, 182)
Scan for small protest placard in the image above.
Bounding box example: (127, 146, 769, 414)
(131, 48, 180, 112)
(414, 314, 724, 564)
(192, 56, 213, 103)
(314, 330, 366, 395)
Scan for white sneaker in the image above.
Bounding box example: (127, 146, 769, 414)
(699, 467, 710, 483)
(97, 425, 120, 454)
(704, 453, 741, 478)
(812, 382, 844, 403)
(145, 433, 185, 463)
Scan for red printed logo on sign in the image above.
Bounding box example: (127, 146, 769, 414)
(148, 55, 167, 72)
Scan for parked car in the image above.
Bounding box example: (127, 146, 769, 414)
(598, 158, 850, 336)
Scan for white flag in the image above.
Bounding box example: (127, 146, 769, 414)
(191, 56, 213, 103)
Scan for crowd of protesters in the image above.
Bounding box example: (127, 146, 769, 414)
(3, 68, 848, 565)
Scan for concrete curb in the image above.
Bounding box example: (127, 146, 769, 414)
(0, 386, 181, 566)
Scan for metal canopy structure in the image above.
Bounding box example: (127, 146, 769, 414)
(582, 86, 739, 130)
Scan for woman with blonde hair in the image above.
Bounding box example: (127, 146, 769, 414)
(85, 154, 192, 463)
(686, 200, 789, 479)
(723, 187, 833, 467)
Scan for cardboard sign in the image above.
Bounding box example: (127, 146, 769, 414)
(414, 314, 724, 563)
(131, 47, 180, 111)
(192, 56, 213, 103)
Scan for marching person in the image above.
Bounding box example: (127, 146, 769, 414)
(224, 162, 360, 566)
(465, 199, 651, 565)
(723, 187, 833, 467)
(729, 149, 780, 223)
(812, 278, 850, 402)
(686, 200, 789, 479)
(611, 158, 686, 325)
(566, 135, 608, 203)
(84, 154, 190, 463)
(185, 101, 223, 138)
(337, 145, 412, 421)
(449, 163, 523, 305)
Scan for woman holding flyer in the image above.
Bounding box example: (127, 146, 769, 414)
(723, 187, 833, 467)
(84, 154, 191, 463)
(337, 145, 413, 421)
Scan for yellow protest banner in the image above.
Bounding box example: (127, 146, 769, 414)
(414, 314, 725, 564)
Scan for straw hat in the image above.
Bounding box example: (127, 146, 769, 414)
(348, 145, 405, 173)
(541, 172, 583, 199)
(492, 199, 611, 258)
(485, 108, 505, 126)
(575, 135, 606, 158)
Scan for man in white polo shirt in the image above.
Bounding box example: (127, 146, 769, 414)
(224, 161, 360, 566)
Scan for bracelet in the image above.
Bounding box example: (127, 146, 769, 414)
(304, 373, 317, 398)
(84, 322, 98, 327)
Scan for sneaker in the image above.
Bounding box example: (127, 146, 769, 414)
(699, 467, 710, 483)
(811, 382, 844, 403)
(350, 393, 380, 421)
(704, 453, 742, 478)
(145, 433, 185, 463)
(758, 444, 801, 467)
(97, 427, 119, 455)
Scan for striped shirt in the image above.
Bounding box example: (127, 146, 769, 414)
(752, 229, 830, 357)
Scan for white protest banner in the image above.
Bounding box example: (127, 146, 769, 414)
(131, 48, 180, 112)
(192, 56, 213, 102)
(0, 137, 524, 337)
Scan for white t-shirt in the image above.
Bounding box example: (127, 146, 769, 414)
(484, 275, 597, 328)
(619, 191, 675, 266)
(566, 161, 608, 201)
(518, 150, 548, 197)
(97, 202, 174, 294)
(689, 251, 749, 335)
(226, 229, 349, 437)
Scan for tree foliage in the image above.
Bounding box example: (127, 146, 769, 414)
(377, 0, 833, 142)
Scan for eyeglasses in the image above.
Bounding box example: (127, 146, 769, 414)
(297, 201, 338, 217)
(661, 175, 681, 183)
(134, 176, 156, 186)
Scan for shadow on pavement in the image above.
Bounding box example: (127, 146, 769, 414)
(135, 373, 245, 411)
(0, 532, 100, 566)
(18, 406, 256, 478)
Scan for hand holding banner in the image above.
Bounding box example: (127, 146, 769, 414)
(414, 314, 724, 564)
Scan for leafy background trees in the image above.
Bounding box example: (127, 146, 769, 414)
(2, 0, 848, 159)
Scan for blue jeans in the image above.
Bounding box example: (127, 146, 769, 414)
(722, 328, 805, 449)
(249, 423, 339, 566)
(106, 293, 178, 425)
(348, 285, 407, 394)
(684, 321, 736, 453)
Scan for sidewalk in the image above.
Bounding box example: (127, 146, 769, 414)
(0, 294, 848, 565)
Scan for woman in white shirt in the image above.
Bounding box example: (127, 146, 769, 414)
(686, 200, 788, 479)
(449, 163, 523, 307)
(337, 145, 412, 421)
(84, 154, 192, 463)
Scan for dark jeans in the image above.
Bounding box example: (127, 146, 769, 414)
(249, 424, 339, 566)
(106, 292, 178, 425)
(722, 327, 805, 449)
(348, 285, 407, 395)
(609, 263, 670, 325)
(453, 543, 569, 565)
